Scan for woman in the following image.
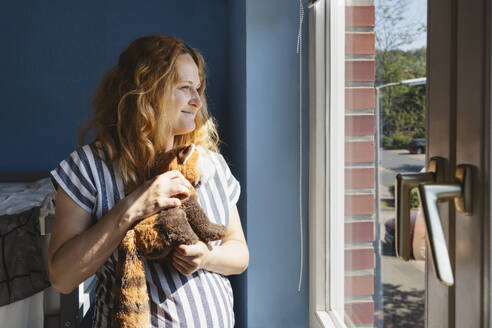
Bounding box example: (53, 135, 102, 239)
(48, 35, 249, 327)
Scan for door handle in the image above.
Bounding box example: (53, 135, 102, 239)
(395, 157, 446, 261)
(418, 164, 473, 286)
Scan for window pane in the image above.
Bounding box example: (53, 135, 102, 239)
(343, 0, 427, 326)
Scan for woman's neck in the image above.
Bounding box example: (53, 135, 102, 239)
(165, 137, 175, 152)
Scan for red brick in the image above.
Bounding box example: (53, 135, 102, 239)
(345, 275, 374, 297)
(346, 6, 375, 27)
(345, 88, 375, 110)
(345, 248, 375, 271)
(345, 115, 375, 136)
(346, 33, 375, 55)
(345, 141, 375, 163)
(346, 61, 375, 82)
(345, 167, 375, 189)
(345, 301, 375, 325)
(345, 221, 374, 243)
(345, 194, 374, 216)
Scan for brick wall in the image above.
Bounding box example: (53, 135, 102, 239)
(344, 0, 376, 326)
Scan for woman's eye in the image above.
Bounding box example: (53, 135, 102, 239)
(180, 85, 200, 92)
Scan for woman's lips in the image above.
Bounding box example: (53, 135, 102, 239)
(181, 110, 195, 116)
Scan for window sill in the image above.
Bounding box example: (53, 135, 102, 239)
(312, 310, 345, 328)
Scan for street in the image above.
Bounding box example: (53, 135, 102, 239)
(380, 149, 425, 196)
(376, 148, 426, 327)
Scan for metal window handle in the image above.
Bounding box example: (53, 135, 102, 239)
(395, 157, 446, 261)
(418, 164, 473, 286)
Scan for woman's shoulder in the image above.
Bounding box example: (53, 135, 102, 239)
(68, 140, 104, 159)
(194, 145, 238, 188)
(58, 140, 114, 184)
(195, 145, 221, 185)
(72, 140, 114, 167)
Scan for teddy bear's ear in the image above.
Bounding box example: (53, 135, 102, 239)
(177, 144, 196, 164)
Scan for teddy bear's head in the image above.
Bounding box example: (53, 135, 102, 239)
(151, 144, 201, 187)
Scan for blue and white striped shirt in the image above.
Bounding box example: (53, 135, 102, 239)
(50, 141, 241, 328)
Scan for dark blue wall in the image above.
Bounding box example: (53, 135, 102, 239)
(0, 0, 228, 171)
(225, 0, 248, 326)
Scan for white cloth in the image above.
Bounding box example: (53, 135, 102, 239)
(0, 177, 57, 328)
(0, 291, 44, 328)
(0, 178, 55, 215)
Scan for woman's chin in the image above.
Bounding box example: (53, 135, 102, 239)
(174, 123, 196, 136)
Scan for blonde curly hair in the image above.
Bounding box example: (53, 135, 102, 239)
(78, 35, 220, 194)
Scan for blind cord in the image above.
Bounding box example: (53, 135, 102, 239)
(296, 0, 304, 293)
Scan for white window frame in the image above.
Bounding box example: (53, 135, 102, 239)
(308, 0, 346, 327)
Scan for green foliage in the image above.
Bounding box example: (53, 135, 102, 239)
(391, 135, 412, 149)
(377, 48, 427, 138)
(382, 135, 413, 149)
(382, 135, 393, 149)
(388, 184, 420, 208)
(388, 184, 395, 196)
(410, 188, 420, 209)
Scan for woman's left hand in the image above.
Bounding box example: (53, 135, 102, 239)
(171, 241, 212, 275)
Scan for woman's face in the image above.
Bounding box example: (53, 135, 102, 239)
(166, 54, 202, 137)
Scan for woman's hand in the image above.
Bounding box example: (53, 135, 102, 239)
(126, 170, 192, 224)
(171, 242, 212, 275)
(171, 206, 249, 276)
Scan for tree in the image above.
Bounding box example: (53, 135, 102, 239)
(377, 48, 427, 138)
(375, 0, 427, 138)
(375, 0, 426, 83)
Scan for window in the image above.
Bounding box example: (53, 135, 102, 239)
(308, 0, 346, 326)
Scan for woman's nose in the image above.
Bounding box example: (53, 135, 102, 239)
(189, 90, 202, 108)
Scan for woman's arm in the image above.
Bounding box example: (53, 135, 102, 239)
(171, 205, 249, 276)
(48, 187, 134, 294)
(48, 171, 191, 294)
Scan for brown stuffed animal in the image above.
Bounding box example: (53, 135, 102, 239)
(112, 144, 226, 328)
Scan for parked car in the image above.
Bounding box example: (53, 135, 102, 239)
(408, 138, 426, 154)
(383, 212, 417, 258)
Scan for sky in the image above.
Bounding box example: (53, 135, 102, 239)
(404, 0, 427, 49)
(375, 0, 428, 50)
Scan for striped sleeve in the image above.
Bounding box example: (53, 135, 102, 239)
(50, 145, 97, 214)
(217, 154, 241, 209)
